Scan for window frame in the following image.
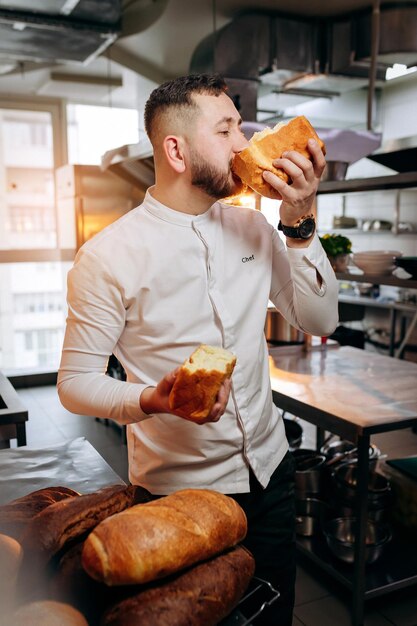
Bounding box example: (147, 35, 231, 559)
(0, 95, 74, 263)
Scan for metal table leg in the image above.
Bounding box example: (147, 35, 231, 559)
(395, 310, 417, 359)
(16, 422, 27, 446)
(316, 426, 325, 452)
(352, 434, 370, 626)
(389, 309, 397, 357)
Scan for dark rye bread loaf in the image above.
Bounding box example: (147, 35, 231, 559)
(101, 545, 255, 626)
(17, 485, 152, 604)
(0, 486, 80, 541)
(21, 484, 152, 561)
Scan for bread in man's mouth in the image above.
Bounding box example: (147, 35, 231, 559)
(231, 115, 326, 199)
(168, 344, 236, 422)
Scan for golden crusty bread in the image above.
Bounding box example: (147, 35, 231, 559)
(101, 545, 255, 626)
(168, 344, 236, 422)
(11, 600, 88, 626)
(81, 489, 247, 586)
(232, 115, 326, 199)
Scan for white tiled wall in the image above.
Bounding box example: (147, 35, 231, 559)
(316, 72, 417, 257)
(317, 185, 417, 257)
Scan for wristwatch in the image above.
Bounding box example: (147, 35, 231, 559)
(278, 214, 316, 240)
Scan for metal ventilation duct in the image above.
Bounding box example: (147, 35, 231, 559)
(0, 0, 121, 65)
(190, 6, 417, 121)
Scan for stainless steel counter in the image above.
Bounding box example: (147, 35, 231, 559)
(269, 345, 417, 626)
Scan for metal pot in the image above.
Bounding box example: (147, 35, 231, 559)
(332, 463, 392, 509)
(321, 439, 381, 469)
(294, 449, 327, 496)
(323, 517, 391, 564)
(264, 309, 304, 344)
(296, 497, 327, 537)
(331, 501, 390, 524)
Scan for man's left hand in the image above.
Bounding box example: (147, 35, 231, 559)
(262, 138, 326, 230)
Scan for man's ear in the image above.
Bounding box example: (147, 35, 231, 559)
(162, 135, 186, 174)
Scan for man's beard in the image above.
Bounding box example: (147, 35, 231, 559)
(190, 151, 237, 199)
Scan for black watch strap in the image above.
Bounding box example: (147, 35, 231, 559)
(278, 221, 301, 238)
(278, 214, 316, 240)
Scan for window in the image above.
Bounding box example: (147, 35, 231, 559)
(67, 103, 139, 165)
(0, 107, 58, 251)
(0, 100, 67, 374)
(0, 99, 139, 375)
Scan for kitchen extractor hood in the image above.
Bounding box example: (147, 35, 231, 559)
(190, 6, 417, 121)
(101, 137, 154, 191)
(367, 135, 417, 172)
(0, 0, 121, 65)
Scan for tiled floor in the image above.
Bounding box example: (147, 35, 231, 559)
(6, 385, 417, 626)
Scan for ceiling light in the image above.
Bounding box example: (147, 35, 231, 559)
(0, 62, 17, 75)
(60, 0, 81, 15)
(385, 63, 417, 80)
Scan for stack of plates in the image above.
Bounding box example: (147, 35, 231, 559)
(352, 250, 402, 275)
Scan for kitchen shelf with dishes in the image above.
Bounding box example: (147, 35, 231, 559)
(336, 271, 417, 290)
(291, 435, 417, 605)
(297, 530, 417, 598)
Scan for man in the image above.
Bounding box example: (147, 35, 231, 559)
(58, 74, 338, 624)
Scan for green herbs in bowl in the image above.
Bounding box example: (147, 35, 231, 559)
(319, 234, 352, 257)
(319, 234, 352, 272)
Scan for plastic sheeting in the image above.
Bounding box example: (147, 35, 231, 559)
(0, 437, 125, 505)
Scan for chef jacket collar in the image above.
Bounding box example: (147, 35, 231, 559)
(145, 188, 215, 227)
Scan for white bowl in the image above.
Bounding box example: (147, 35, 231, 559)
(352, 250, 402, 275)
(353, 250, 402, 260)
(352, 259, 396, 275)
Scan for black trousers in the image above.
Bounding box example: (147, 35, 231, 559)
(228, 451, 297, 626)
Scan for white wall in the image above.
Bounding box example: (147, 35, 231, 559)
(313, 73, 417, 259)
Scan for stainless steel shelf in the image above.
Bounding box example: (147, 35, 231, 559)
(336, 272, 417, 289)
(318, 229, 416, 236)
(338, 293, 416, 312)
(318, 171, 417, 195)
(297, 531, 417, 598)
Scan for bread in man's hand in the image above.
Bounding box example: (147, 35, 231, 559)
(168, 344, 236, 422)
(81, 489, 247, 586)
(232, 115, 326, 199)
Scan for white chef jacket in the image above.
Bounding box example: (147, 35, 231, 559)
(58, 189, 338, 494)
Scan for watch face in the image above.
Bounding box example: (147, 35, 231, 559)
(299, 217, 316, 239)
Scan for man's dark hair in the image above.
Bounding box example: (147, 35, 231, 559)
(144, 74, 227, 140)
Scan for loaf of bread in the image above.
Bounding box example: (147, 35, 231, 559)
(0, 533, 23, 619)
(82, 489, 247, 586)
(21, 484, 150, 562)
(0, 486, 79, 541)
(232, 115, 326, 198)
(101, 545, 255, 626)
(11, 600, 89, 626)
(168, 344, 237, 422)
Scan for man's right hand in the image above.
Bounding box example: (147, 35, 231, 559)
(139, 369, 231, 424)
